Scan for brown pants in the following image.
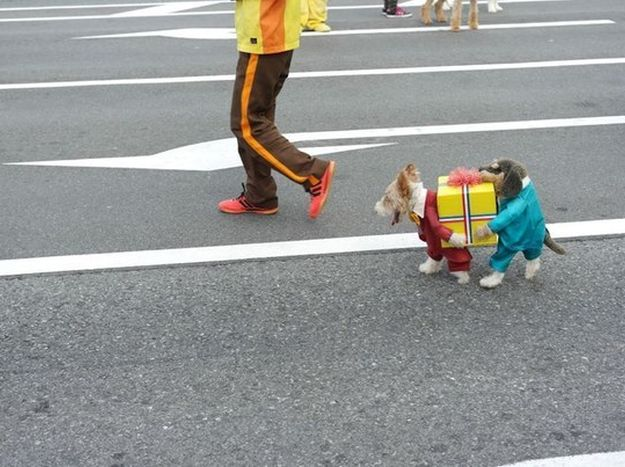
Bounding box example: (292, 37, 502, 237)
(230, 51, 329, 209)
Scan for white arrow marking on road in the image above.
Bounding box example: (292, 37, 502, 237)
(76, 20, 615, 40)
(6, 116, 625, 172)
(110, 1, 224, 17)
(6, 143, 394, 172)
(1, 219, 625, 277)
(0, 2, 202, 11)
(79, 27, 237, 40)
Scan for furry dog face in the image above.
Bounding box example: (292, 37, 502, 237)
(374, 164, 421, 225)
(479, 159, 528, 199)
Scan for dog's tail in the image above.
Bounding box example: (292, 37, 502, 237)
(544, 229, 566, 255)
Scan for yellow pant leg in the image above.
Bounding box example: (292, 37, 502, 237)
(301, 0, 328, 28)
(301, 0, 309, 27)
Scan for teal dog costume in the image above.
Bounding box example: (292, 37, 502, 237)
(477, 159, 565, 288)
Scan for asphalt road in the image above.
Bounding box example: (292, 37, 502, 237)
(1, 0, 625, 465)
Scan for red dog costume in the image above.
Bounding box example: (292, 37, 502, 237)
(411, 189, 472, 272)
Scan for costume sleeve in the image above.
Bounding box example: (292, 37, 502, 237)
(417, 224, 426, 242)
(488, 196, 528, 233)
(425, 202, 453, 241)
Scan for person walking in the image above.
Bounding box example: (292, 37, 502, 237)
(301, 0, 331, 32)
(218, 0, 336, 219)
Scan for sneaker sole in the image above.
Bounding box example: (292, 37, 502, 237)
(219, 206, 279, 215)
(309, 161, 335, 219)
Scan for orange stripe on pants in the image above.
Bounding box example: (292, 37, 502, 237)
(240, 54, 311, 184)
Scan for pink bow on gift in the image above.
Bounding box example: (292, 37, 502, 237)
(447, 167, 482, 186)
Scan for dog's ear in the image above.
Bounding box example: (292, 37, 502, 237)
(501, 164, 525, 198)
(397, 169, 411, 200)
(403, 164, 421, 183)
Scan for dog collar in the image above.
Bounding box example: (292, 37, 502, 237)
(411, 184, 427, 219)
(409, 212, 421, 225)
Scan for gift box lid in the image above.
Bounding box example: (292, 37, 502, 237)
(437, 176, 497, 218)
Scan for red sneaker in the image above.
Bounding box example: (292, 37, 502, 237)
(218, 186, 278, 215)
(308, 161, 336, 219)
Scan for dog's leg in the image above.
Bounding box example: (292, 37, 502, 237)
(419, 257, 443, 274)
(525, 258, 541, 280)
(434, 0, 447, 23)
(468, 0, 478, 29)
(479, 271, 505, 288)
(421, 0, 434, 25)
(488, 0, 503, 13)
(451, 271, 470, 284)
(450, 0, 462, 31)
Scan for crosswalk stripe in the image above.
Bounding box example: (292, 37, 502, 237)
(2, 57, 624, 91)
(1, 219, 624, 277)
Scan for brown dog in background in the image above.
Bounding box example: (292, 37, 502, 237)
(421, 0, 478, 31)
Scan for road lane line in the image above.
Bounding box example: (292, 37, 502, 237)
(72, 20, 614, 37)
(498, 451, 625, 467)
(0, 0, 574, 14)
(0, 3, 174, 11)
(0, 0, 572, 12)
(2, 57, 625, 91)
(1, 219, 624, 278)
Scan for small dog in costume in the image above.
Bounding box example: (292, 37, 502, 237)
(375, 164, 472, 284)
(476, 159, 566, 289)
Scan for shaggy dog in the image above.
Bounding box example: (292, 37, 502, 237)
(423, 0, 502, 31)
(375, 164, 472, 284)
(442, 0, 501, 12)
(476, 159, 565, 288)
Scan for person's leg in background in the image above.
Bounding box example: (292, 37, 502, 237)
(301, 0, 331, 32)
(383, 0, 412, 17)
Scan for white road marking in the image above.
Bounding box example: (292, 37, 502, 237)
(1, 219, 624, 277)
(3, 58, 624, 91)
(109, 1, 222, 17)
(6, 116, 624, 172)
(5, 143, 392, 172)
(0, 2, 203, 12)
(74, 20, 615, 38)
(0, 0, 573, 17)
(402, 0, 569, 5)
(498, 451, 625, 467)
(0, 0, 571, 10)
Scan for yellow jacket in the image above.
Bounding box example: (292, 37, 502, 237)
(235, 0, 301, 54)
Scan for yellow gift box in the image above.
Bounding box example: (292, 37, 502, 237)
(437, 176, 498, 248)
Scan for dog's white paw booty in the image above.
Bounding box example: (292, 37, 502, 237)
(419, 257, 443, 274)
(525, 258, 541, 280)
(488, 0, 502, 12)
(479, 271, 505, 288)
(451, 271, 470, 284)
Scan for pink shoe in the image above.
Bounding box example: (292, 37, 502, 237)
(218, 185, 278, 215)
(308, 161, 336, 219)
(383, 6, 412, 17)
